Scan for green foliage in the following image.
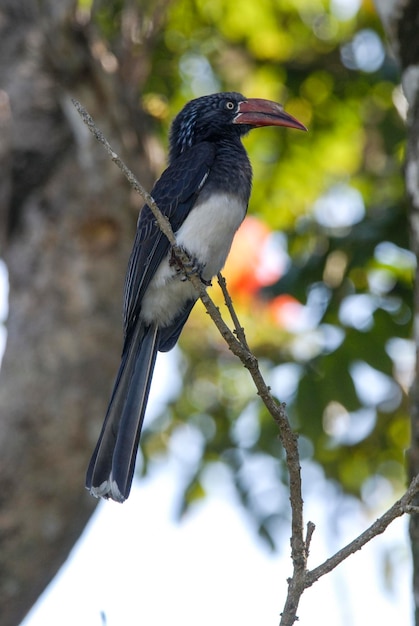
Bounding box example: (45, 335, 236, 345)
(91, 0, 410, 548)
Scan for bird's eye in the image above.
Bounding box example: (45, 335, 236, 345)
(225, 101, 235, 111)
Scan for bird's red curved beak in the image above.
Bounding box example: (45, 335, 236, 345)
(234, 98, 307, 131)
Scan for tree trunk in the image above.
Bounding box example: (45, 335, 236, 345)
(0, 2, 160, 624)
(377, 2, 419, 624)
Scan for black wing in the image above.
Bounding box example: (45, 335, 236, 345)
(123, 142, 216, 341)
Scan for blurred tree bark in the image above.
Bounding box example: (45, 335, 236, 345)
(0, 1, 163, 624)
(377, 1, 419, 625)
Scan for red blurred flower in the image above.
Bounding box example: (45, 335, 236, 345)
(268, 294, 304, 329)
(224, 216, 283, 298)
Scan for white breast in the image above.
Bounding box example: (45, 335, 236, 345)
(175, 192, 246, 280)
(140, 192, 246, 327)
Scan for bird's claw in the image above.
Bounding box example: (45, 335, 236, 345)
(170, 248, 211, 286)
(200, 275, 212, 287)
(182, 256, 212, 287)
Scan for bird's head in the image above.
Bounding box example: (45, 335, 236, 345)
(169, 92, 306, 162)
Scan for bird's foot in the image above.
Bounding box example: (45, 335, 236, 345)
(170, 248, 212, 286)
(199, 275, 212, 287)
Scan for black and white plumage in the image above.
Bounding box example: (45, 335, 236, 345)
(86, 92, 306, 502)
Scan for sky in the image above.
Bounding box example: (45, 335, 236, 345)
(19, 456, 411, 626)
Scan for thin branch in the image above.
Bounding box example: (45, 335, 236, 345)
(305, 521, 316, 558)
(217, 272, 250, 350)
(216, 273, 305, 626)
(306, 473, 419, 587)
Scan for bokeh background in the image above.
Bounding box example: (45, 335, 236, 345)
(0, 0, 414, 624)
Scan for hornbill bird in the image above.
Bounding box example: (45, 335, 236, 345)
(86, 92, 306, 502)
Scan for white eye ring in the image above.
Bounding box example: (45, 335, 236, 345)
(225, 101, 235, 110)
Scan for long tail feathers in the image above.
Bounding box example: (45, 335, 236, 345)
(86, 323, 159, 502)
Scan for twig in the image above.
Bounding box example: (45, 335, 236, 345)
(217, 272, 250, 350)
(306, 473, 419, 587)
(216, 273, 306, 626)
(305, 522, 316, 558)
